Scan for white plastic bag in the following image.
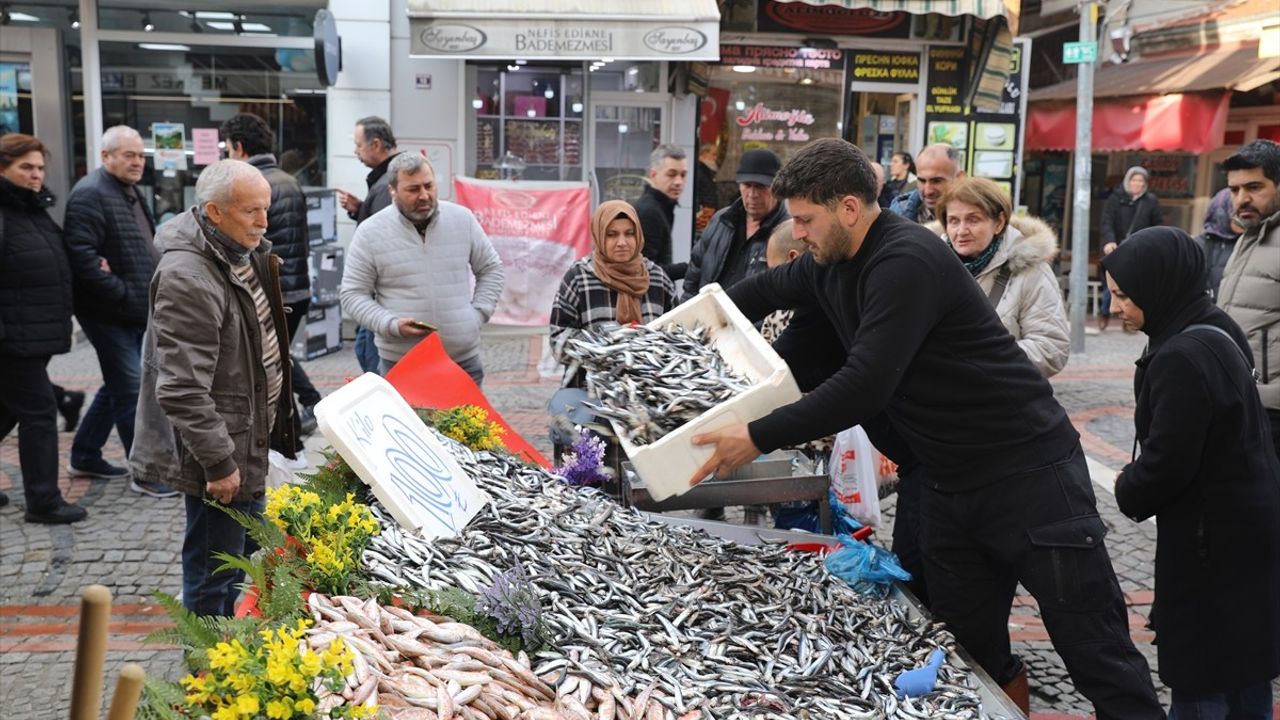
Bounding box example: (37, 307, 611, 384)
(829, 426, 882, 527)
(266, 450, 298, 490)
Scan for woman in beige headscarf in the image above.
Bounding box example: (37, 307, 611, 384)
(549, 200, 678, 388)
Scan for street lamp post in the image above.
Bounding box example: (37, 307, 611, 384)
(1069, 1, 1098, 354)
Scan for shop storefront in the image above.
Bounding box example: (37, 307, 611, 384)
(701, 1, 1028, 207)
(1024, 44, 1280, 243)
(0, 2, 330, 222)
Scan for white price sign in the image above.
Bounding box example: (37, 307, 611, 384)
(314, 373, 488, 539)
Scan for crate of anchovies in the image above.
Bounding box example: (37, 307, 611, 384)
(559, 283, 801, 502)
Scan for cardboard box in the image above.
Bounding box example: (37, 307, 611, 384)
(303, 302, 342, 360)
(611, 284, 801, 502)
(310, 247, 344, 305)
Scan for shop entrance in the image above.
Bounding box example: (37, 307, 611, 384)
(590, 102, 665, 205)
(848, 89, 917, 165)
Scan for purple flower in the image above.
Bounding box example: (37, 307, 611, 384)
(476, 560, 542, 646)
(554, 428, 610, 487)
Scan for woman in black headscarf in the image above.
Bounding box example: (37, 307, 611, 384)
(1102, 226, 1280, 717)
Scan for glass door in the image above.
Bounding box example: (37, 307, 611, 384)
(591, 103, 664, 205)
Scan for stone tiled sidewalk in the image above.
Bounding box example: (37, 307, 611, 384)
(3, 325, 1277, 719)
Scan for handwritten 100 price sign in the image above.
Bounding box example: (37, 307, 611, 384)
(314, 373, 489, 539)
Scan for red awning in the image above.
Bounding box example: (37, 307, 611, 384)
(1026, 92, 1231, 153)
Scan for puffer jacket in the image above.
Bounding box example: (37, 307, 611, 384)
(1219, 208, 1280, 410)
(0, 178, 73, 358)
(62, 167, 157, 327)
(131, 210, 295, 502)
(340, 201, 505, 364)
(683, 198, 789, 297)
(247, 154, 310, 304)
(928, 215, 1070, 377)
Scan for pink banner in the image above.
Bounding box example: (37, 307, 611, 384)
(455, 177, 591, 326)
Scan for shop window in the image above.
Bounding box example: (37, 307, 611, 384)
(69, 41, 327, 223)
(0, 62, 34, 136)
(699, 51, 845, 194)
(96, 8, 314, 37)
(466, 64, 584, 182)
(588, 62, 660, 94)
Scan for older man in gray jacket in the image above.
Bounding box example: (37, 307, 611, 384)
(132, 160, 295, 616)
(341, 153, 504, 385)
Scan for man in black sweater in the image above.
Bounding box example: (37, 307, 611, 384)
(693, 138, 1163, 719)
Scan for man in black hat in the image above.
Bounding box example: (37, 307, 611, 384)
(683, 149, 790, 297)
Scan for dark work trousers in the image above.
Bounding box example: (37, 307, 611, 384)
(0, 355, 64, 512)
(890, 467, 930, 608)
(920, 445, 1164, 720)
(182, 493, 265, 617)
(285, 300, 320, 409)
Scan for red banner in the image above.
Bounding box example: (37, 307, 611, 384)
(455, 177, 591, 326)
(1026, 93, 1230, 154)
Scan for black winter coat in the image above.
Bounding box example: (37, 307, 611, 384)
(351, 152, 399, 224)
(0, 178, 73, 358)
(63, 167, 157, 327)
(683, 198, 789, 297)
(632, 184, 686, 280)
(1115, 303, 1280, 693)
(248, 154, 311, 303)
(1099, 189, 1163, 246)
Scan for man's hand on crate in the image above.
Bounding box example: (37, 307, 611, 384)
(690, 424, 761, 486)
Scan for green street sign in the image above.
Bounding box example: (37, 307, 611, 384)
(1063, 41, 1098, 64)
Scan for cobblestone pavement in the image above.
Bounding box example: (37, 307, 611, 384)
(3, 324, 1277, 718)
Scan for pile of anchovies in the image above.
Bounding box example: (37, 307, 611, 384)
(558, 324, 753, 446)
(362, 433, 1010, 720)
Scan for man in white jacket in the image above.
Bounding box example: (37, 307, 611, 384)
(340, 153, 504, 385)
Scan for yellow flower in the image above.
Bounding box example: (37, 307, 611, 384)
(299, 649, 324, 678)
(266, 698, 293, 719)
(236, 694, 260, 715)
(211, 705, 239, 720)
(295, 697, 316, 715)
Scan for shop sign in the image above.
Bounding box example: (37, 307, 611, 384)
(315, 373, 489, 539)
(736, 103, 816, 142)
(719, 44, 844, 70)
(314, 9, 341, 87)
(923, 41, 1031, 204)
(1122, 154, 1196, 198)
(757, 2, 910, 38)
(454, 177, 591, 326)
(849, 50, 920, 84)
(410, 19, 718, 60)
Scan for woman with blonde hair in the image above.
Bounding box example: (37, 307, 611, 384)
(929, 176, 1070, 377)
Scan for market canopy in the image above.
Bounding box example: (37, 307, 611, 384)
(770, 0, 1009, 19)
(1026, 92, 1231, 153)
(1030, 46, 1280, 102)
(406, 0, 721, 61)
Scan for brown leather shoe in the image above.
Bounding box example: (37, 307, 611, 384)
(999, 664, 1031, 716)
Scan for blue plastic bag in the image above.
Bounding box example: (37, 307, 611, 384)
(824, 532, 912, 596)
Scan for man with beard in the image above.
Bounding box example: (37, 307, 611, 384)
(1219, 138, 1280, 465)
(692, 138, 1164, 719)
(340, 153, 504, 385)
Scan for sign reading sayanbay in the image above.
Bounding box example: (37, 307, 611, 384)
(315, 373, 489, 539)
(1063, 41, 1098, 64)
(410, 19, 719, 60)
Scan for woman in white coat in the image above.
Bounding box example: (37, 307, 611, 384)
(929, 177, 1070, 377)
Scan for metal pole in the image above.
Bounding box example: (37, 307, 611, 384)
(80, 0, 103, 170)
(1068, 1, 1097, 354)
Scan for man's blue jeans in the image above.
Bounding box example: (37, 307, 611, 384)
(182, 493, 264, 617)
(1169, 683, 1274, 720)
(354, 325, 381, 374)
(71, 319, 144, 464)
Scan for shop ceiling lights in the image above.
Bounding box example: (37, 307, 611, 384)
(4, 9, 40, 23)
(543, 88, 555, 99)
(732, 65, 757, 73)
(799, 77, 814, 85)
(138, 43, 191, 52)
(572, 102, 583, 113)
(471, 98, 484, 109)
(142, 12, 154, 31)
(69, 10, 79, 29)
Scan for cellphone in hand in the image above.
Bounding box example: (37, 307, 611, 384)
(408, 320, 437, 332)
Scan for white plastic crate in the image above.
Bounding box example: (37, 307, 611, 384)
(612, 283, 801, 502)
